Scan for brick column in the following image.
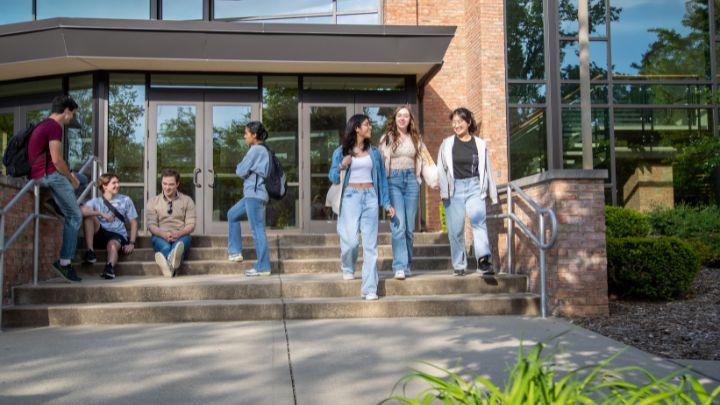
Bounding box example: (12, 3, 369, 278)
(1, 178, 62, 305)
(488, 170, 609, 317)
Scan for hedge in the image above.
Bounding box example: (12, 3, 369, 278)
(605, 206, 650, 239)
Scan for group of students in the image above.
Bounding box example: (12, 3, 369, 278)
(29, 96, 499, 301)
(327, 105, 498, 300)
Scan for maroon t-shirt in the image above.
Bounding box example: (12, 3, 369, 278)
(28, 118, 62, 179)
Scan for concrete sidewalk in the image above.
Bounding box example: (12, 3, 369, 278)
(0, 317, 717, 404)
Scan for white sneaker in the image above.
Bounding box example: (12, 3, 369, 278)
(394, 270, 406, 280)
(155, 252, 172, 278)
(228, 253, 244, 263)
(168, 241, 185, 271)
(342, 273, 355, 280)
(363, 292, 379, 301)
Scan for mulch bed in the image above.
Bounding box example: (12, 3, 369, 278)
(572, 267, 720, 360)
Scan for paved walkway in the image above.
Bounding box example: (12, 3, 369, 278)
(0, 317, 717, 404)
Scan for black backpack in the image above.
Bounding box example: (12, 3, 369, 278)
(255, 144, 287, 200)
(2, 124, 46, 178)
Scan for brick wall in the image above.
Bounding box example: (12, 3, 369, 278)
(488, 171, 609, 317)
(1, 178, 62, 305)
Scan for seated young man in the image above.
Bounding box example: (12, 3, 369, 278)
(81, 173, 138, 279)
(146, 168, 196, 277)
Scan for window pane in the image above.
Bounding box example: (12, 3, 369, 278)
(108, 74, 146, 183)
(337, 13, 379, 24)
(506, 0, 545, 80)
(263, 76, 298, 228)
(613, 84, 712, 104)
(509, 83, 546, 104)
(251, 15, 333, 23)
(37, 0, 150, 19)
(562, 108, 610, 172)
(559, 40, 608, 80)
(509, 107, 548, 179)
(162, 0, 203, 20)
(303, 76, 405, 91)
(611, 0, 710, 79)
(0, 112, 12, 175)
(0, 0, 33, 25)
(561, 83, 608, 104)
(26, 109, 50, 126)
(558, 0, 607, 37)
(337, 0, 378, 12)
(614, 108, 716, 208)
(214, 0, 332, 19)
(122, 186, 145, 233)
(67, 75, 94, 171)
(0, 78, 62, 99)
(151, 74, 257, 89)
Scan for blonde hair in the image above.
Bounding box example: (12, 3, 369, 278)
(97, 173, 119, 193)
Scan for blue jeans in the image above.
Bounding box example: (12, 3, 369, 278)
(444, 177, 490, 271)
(338, 187, 379, 295)
(388, 169, 419, 273)
(41, 172, 82, 260)
(228, 197, 270, 272)
(151, 235, 191, 266)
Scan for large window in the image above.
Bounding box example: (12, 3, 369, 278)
(213, 0, 380, 24)
(36, 0, 150, 20)
(67, 75, 94, 171)
(162, 0, 203, 20)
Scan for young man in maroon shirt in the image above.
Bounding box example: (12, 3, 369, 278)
(28, 95, 83, 282)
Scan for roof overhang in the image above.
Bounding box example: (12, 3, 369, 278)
(0, 18, 455, 82)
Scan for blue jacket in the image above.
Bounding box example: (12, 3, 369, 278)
(236, 144, 270, 202)
(328, 146, 392, 214)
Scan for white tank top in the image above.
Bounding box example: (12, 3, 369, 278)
(348, 155, 373, 183)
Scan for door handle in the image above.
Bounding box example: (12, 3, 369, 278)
(208, 169, 215, 189)
(193, 168, 202, 188)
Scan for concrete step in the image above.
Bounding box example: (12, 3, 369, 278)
(13, 273, 528, 305)
(77, 256, 456, 276)
(2, 293, 540, 327)
(78, 244, 453, 262)
(86, 233, 448, 249)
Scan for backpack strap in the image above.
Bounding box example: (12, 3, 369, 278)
(102, 196, 127, 223)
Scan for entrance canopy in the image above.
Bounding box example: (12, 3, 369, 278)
(0, 18, 455, 82)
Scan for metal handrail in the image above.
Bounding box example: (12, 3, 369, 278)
(0, 156, 101, 330)
(488, 182, 559, 318)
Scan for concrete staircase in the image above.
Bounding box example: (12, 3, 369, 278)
(2, 233, 539, 327)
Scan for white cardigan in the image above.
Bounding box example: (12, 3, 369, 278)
(437, 135, 498, 204)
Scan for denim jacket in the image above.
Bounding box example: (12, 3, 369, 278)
(328, 146, 392, 214)
(236, 144, 270, 202)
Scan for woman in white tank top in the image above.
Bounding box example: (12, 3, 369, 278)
(328, 114, 394, 301)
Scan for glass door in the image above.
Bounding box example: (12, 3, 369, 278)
(0, 108, 13, 175)
(203, 94, 259, 234)
(301, 103, 352, 232)
(148, 93, 204, 233)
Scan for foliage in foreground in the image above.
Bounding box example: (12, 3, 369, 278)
(382, 339, 720, 405)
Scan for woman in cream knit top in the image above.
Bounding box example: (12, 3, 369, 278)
(378, 105, 438, 280)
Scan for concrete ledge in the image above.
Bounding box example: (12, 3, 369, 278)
(498, 169, 608, 192)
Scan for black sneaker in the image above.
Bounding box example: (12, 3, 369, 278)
(84, 249, 97, 264)
(478, 255, 494, 276)
(52, 261, 82, 282)
(102, 263, 115, 280)
(453, 268, 465, 277)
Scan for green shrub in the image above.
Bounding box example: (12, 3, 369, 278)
(647, 205, 720, 266)
(439, 202, 447, 233)
(384, 339, 720, 404)
(607, 236, 700, 300)
(605, 206, 650, 238)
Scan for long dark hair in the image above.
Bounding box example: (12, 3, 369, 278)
(449, 107, 479, 135)
(384, 105, 421, 160)
(341, 114, 371, 156)
(246, 121, 268, 141)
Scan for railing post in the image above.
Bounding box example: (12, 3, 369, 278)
(33, 183, 40, 285)
(92, 159, 99, 200)
(506, 184, 513, 274)
(539, 214, 547, 318)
